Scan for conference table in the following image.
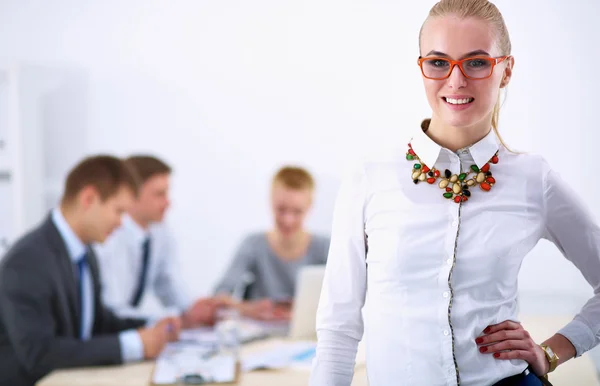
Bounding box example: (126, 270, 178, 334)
(37, 314, 600, 386)
(37, 338, 369, 386)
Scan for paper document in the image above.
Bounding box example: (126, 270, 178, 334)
(241, 339, 367, 372)
(241, 341, 316, 372)
(152, 342, 236, 384)
(180, 319, 275, 346)
(179, 326, 219, 345)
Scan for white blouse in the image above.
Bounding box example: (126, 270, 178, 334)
(310, 128, 600, 386)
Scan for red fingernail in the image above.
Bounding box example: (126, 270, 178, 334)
(480, 347, 487, 353)
(475, 338, 483, 344)
(484, 327, 491, 333)
(494, 353, 500, 358)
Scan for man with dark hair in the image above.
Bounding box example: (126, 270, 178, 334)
(0, 155, 180, 386)
(96, 155, 223, 327)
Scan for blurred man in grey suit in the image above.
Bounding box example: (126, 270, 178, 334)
(0, 155, 181, 386)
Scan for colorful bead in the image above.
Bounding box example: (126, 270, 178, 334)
(406, 145, 498, 203)
(453, 183, 462, 194)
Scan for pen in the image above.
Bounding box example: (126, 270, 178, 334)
(232, 272, 255, 303)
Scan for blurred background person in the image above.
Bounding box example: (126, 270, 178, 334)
(214, 166, 330, 320)
(0, 155, 179, 386)
(96, 155, 223, 328)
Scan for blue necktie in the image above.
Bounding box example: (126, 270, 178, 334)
(130, 237, 151, 307)
(76, 252, 93, 340)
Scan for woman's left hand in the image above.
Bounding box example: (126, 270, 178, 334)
(476, 320, 549, 376)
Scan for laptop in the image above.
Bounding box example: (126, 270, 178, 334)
(288, 264, 326, 340)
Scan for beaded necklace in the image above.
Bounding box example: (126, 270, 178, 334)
(406, 143, 499, 203)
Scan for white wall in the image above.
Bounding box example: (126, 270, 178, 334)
(0, 0, 599, 301)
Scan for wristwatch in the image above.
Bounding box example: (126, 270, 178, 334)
(540, 344, 559, 373)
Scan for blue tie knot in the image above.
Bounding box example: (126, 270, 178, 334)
(76, 251, 88, 275)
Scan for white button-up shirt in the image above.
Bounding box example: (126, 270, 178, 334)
(310, 128, 600, 386)
(95, 215, 193, 320)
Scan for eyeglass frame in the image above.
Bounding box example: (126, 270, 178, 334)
(417, 55, 510, 80)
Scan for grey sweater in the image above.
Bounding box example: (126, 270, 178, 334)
(214, 233, 330, 300)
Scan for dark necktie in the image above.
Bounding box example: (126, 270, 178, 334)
(75, 251, 91, 340)
(130, 237, 151, 307)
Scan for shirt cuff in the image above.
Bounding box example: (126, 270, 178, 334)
(119, 329, 144, 363)
(178, 296, 195, 314)
(145, 316, 161, 328)
(557, 319, 597, 357)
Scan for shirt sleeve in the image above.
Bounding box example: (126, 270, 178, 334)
(309, 163, 368, 386)
(542, 163, 600, 356)
(213, 236, 255, 297)
(118, 330, 144, 363)
(317, 236, 332, 265)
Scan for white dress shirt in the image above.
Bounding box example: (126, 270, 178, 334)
(310, 128, 600, 386)
(95, 215, 193, 320)
(51, 208, 143, 362)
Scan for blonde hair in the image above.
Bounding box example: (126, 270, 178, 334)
(272, 166, 315, 191)
(420, 0, 511, 148)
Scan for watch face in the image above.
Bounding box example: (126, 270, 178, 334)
(545, 346, 555, 357)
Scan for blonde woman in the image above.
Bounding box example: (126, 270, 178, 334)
(310, 1, 599, 385)
(215, 166, 330, 320)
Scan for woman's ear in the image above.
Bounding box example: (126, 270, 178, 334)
(500, 56, 515, 89)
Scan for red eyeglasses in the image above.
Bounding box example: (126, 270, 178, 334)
(417, 56, 510, 80)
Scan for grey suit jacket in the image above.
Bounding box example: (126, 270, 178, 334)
(0, 215, 147, 386)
